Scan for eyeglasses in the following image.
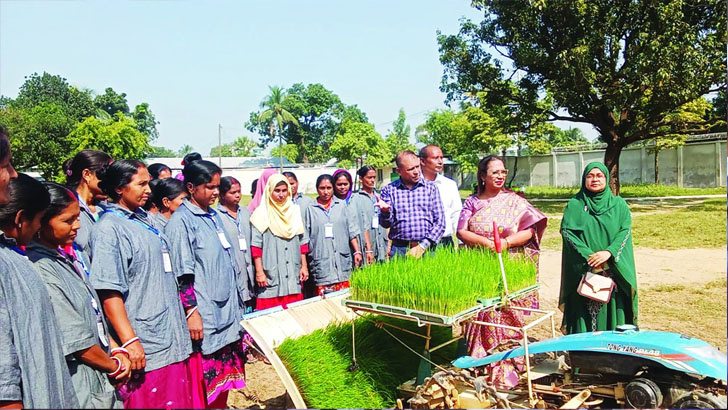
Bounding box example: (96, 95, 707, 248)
(489, 170, 508, 176)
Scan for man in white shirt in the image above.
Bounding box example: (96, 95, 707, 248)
(419, 144, 463, 247)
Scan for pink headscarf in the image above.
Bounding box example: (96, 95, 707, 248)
(247, 168, 278, 212)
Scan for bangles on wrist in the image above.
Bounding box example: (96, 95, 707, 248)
(108, 356, 123, 377)
(185, 306, 198, 319)
(110, 347, 129, 358)
(121, 336, 140, 349)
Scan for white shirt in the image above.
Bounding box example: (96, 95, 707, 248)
(431, 173, 462, 238)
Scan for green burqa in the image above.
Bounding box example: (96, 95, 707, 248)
(559, 162, 638, 334)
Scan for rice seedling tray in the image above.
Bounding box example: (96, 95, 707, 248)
(343, 299, 484, 327)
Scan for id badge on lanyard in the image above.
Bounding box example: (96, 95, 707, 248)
(324, 223, 334, 239)
(238, 234, 248, 251)
(217, 228, 232, 249)
(371, 215, 379, 229)
(90, 297, 109, 347)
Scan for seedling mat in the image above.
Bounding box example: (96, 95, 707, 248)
(344, 284, 542, 385)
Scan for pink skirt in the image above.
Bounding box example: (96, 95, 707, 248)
(119, 356, 205, 409)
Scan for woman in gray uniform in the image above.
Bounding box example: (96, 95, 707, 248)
(89, 160, 199, 409)
(353, 165, 388, 263)
(28, 182, 130, 408)
(165, 160, 246, 408)
(332, 169, 373, 266)
(148, 177, 187, 231)
(250, 174, 310, 309)
(217, 176, 255, 313)
(305, 174, 362, 296)
(63, 149, 112, 255)
(0, 171, 79, 409)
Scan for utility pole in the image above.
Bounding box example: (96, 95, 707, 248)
(279, 132, 283, 172)
(218, 124, 222, 167)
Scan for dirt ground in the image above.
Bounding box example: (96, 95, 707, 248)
(228, 246, 728, 409)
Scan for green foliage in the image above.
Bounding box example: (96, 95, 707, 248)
(331, 121, 391, 168)
(131, 102, 159, 141)
(437, 0, 726, 192)
(67, 114, 150, 170)
(708, 91, 726, 133)
(0, 103, 77, 179)
(417, 107, 508, 172)
(210, 137, 259, 157)
(178, 144, 195, 156)
(276, 316, 457, 408)
(350, 248, 537, 316)
(147, 145, 178, 158)
(93, 87, 129, 116)
(385, 109, 415, 159)
(247, 83, 368, 163)
(271, 143, 299, 163)
(12, 72, 95, 122)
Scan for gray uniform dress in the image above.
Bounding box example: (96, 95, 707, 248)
(165, 199, 242, 355)
(251, 223, 309, 300)
(293, 193, 314, 225)
(75, 196, 98, 256)
(89, 203, 192, 372)
(305, 198, 361, 286)
(150, 211, 170, 231)
(27, 242, 122, 409)
(0, 233, 79, 408)
(353, 190, 388, 262)
(216, 204, 255, 307)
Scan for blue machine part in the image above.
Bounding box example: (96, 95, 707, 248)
(453, 328, 727, 381)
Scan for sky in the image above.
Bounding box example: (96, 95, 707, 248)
(0, 0, 598, 156)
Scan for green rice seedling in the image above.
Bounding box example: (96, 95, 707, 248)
(276, 316, 458, 409)
(350, 248, 537, 316)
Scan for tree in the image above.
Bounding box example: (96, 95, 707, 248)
(12, 72, 95, 122)
(230, 136, 259, 156)
(210, 144, 233, 157)
(131, 102, 159, 141)
(67, 114, 150, 171)
(0, 103, 76, 179)
(708, 91, 726, 133)
(246, 83, 368, 163)
(270, 144, 299, 164)
(178, 144, 195, 156)
(330, 121, 391, 168)
(93, 87, 129, 116)
(418, 107, 508, 172)
(148, 146, 178, 158)
(437, 0, 726, 193)
(256, 86, 299, 169)
(647, 97, 712, 184)
(385, 109, 415, 158)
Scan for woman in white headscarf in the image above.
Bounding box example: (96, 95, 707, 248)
(249, 174, 310, 310)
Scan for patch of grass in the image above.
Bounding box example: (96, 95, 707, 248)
(537, 198, 726, 250)
(350, 248, 537, 316)
(276, 316, 457, 409)
(640, 278, 727, 352)
(631, 209, 726, 249)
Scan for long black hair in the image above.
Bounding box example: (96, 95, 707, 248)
(63, 150, 113, 189)
(147, 163, 172, 180)
(182, 160, 221, 188)
(151, 178, 186, 209)
(315, 174, 334, 189)
(41, 182, 78, 225)
(0, 174, 50, 227)
(97, 160, 146, 202)
(357, 165, 376, 178)
(476, 155, 505, 194)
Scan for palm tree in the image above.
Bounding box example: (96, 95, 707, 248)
(258, 86, 298, 170)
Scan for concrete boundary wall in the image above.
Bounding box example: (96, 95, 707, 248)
(496, 140, 727, 188)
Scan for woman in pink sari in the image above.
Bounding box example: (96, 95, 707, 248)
(248, 168, 277, 212)
(457, 155, 547, 389)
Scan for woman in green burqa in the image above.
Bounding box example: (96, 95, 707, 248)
(559, 162, 638, 334)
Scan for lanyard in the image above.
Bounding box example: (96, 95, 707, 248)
(10, 246, 25, 256)
(70, 244, 91, 278)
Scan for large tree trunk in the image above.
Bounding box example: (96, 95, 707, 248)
(603, 142, 623, 195)
(654, 147, 660, 185)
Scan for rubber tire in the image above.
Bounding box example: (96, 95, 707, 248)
(672, 391, 727, 409)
